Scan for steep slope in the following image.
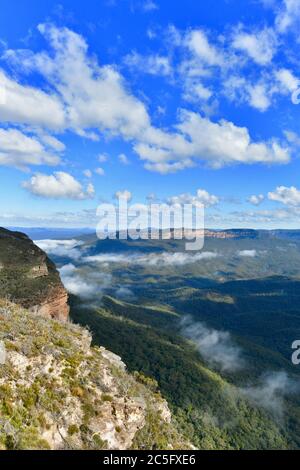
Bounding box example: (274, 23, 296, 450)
(71, 295, 292, 450)
(0, 228, 69, 321)
(0, 300, 187, 450)
(0, 228, 189, 450)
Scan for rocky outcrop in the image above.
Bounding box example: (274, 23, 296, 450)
(28, 285, 69, 322)
(0, 228, 191, 450)
(0, 228, 69, 321)
(28, 263, 49, 279)
(0, 300, 189, 450)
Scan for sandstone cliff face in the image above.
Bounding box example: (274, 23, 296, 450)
(28, 286, 69, 322)
(0, 300, 188, 450)
(0, 228, 69, 321)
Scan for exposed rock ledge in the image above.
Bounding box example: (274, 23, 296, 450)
(0, 301, 189, 450)
(29, 285, 70, 322)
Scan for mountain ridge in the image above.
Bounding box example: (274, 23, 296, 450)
(0, 227, 69, 321)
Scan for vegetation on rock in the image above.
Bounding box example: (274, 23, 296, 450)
(0, 299, 188, 450)
(0, 228, 69, 320)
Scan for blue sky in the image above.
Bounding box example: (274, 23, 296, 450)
(1, 0, 300, 228)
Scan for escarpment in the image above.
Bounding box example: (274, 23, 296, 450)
(0, 228, 69, 321)
(0, 300, 189, 450)
(0, 228, 190, 450)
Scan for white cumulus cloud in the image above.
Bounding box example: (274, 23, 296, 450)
(22, 171, 95, 200)
(275, 0, 300, 33)
(268, 185, 300, 206)
(2, 24, 292, 174)
(232, 28, 277, 65)
(114, 189, 132, 201)
(0, 128, 61, 169)
(185, 29, 224, 66)
(247, 194, 265, 206)
(168, 188, 219, 208)
(124, 52, 172, 76)
(0, 69, 65, 129)
(95, 167, 105, 176)
(118, 153, 130, 165)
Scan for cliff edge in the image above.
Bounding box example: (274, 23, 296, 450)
(0, 228, 190, 450)
(0, 228, 69, 321)
(0, 300, 189, 450)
